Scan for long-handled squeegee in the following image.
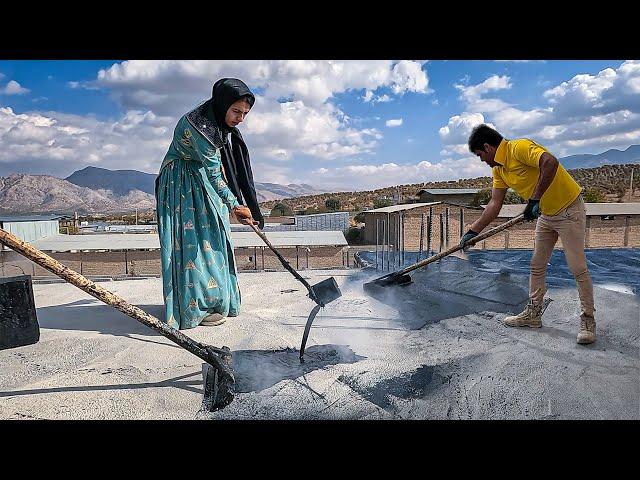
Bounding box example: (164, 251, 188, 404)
(247, 223, 342, 360)
(0, 227, 234, 412)
(364, 214, 525, 289)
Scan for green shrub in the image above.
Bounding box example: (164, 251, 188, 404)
(270, 202, 293, 216)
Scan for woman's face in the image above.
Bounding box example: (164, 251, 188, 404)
(225, 99, 251, 128)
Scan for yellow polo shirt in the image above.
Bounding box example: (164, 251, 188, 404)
(492, 138, 581, 216)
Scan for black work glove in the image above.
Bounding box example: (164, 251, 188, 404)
(523, 198, 541, 222)
(459, 229, 479, 249)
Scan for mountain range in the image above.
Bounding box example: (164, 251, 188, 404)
(559, 144, 640, 169)
(0, 166, 324, 214)
(1, 145, 638, 214)
(65, 166, 324, 202)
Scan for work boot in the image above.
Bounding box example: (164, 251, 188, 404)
(200, 312, 226, 326)
(504, 300, 543, 328)
(577, 314, 596, 345)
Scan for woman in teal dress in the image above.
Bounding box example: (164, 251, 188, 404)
(156, 78, 264, 329)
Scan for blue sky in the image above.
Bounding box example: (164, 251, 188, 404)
(0, 60, 637, 190)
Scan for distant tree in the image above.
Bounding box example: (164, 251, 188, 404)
(505, 190, 525, 204)
(304, 206, 318, 215)
(270, 202, 293, 217)
(354, 212, 365, 223)
(470, 188, 492, 207)
(471, 188, 525, 206)
(582, 187, 605, 203)
(373, 198, 393, 209)
(325, 198, 341, 211)
(345, 226, 363, 244)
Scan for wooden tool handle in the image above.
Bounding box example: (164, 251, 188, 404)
(377, 214, 525, 280)
(0, 227, 233, 378)
(247, 222, 315, 296)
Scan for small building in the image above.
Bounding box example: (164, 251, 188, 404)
(105, 224, 157, 234)
(0, 229, 351, 278)
(361, 202, 441, 246)
(232, 211, 350, 233)
(0, 215, 66, 248)
(485, 202, 640, 248)
(417, 188, 480, 206)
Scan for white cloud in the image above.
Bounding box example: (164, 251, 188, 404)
(3, 60, 432, 179)
(456, 75, 512, 104)
(0, 106, 173, 177)
(95, 60, 430, 114)
(1, 80, 30, 95)
(363, 90, 392, 103)
(311, 156, 491, 190)
(389, 60, 431, 94)
(244, 100, 382, 160)
(544, 60, 640, 117)
(386, 118, 403, 127)
(441, 61, 640, 160)
(490, 106, 554, 134)
(439, 112, 489, 149)
(87, 60, 431, 164)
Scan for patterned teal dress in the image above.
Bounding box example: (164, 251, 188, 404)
(156, 114, 241, 330)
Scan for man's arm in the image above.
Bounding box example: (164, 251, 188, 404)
(530, 152, 559, 201)
(470, 187, 508, 234)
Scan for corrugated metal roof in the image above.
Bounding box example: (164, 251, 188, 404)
(26, 230, 347, 252)
(232, 231, 348, 247)
(419, 189, 480, 195)
(0, 215, 68, 222)
(486, 202, 640, 217)
(363, 202, 440, 214)
(296, 211, 349, 218)
(30, 234, 160, 251)
(583, 203, 640, 216)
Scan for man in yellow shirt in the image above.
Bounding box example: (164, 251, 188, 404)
(460, 124, 596, 344)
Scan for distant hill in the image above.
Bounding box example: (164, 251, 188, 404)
(65, 166, 322, 202)
(66, 166, 156, 196)
(254, 182, 325, 202)
(0, 174, 155, 214)
(261, 163, 640, 212)
(3, 149, 639, 214)
(559, 145, 640, 169)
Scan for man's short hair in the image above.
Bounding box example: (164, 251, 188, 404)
(468, 124, 503, 153)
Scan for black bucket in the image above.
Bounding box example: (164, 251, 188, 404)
(0, 275, 40, 350)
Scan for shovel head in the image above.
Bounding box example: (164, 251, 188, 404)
(363, 272, 413, 291)
(0, 275, 40, 350)
(201, 346, 235, 412)
(309, 277, 342, 306)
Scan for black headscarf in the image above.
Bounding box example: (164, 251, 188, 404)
(202, 78, 264, 229)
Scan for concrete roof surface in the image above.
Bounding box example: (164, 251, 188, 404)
(1, 252, 637, 420)
(419, 189, 480, 195)
(24, 230, 347, 252)
(0, 215, 70, 222)
(363, 202, 440, 214)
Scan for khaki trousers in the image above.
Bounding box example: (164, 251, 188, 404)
(529, 194, 595, 316)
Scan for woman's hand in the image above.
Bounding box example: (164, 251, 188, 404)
(232, 205, 258, 225)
